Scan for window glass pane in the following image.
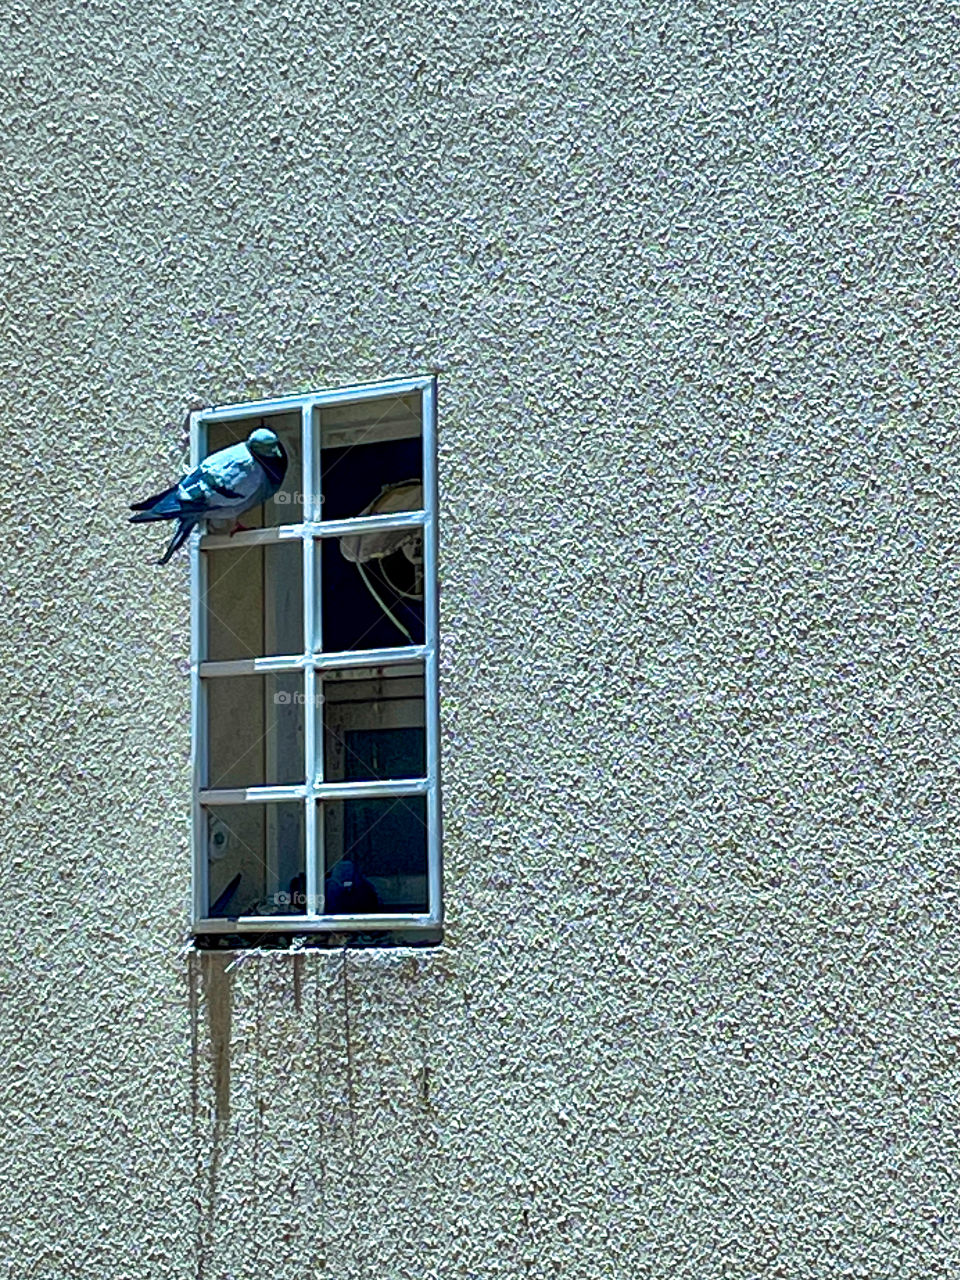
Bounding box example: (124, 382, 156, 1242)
(205, 673, 305, 789)
(204, 542, 303, 661)
(321, 664, 425, 784)
(318, 532, 424, 652)
(321, 796, 427, 914)
(205, 410, 302, 526)
(318, 393, 422, 522)
(205, 802, 305, 917)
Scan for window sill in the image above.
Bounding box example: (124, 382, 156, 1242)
(191, 927, 443, 952)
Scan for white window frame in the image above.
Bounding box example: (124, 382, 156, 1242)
(190, 375, 441, 935)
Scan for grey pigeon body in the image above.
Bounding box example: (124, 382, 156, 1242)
(130, 428, 289, 564)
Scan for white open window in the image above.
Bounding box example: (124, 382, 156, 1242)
(190, 376, 441, 941)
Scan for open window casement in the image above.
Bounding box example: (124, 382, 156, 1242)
(191, 376, 441, 940)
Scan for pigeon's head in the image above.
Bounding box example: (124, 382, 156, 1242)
(246, 427, 284, 459)
(328, 859, 357, 890)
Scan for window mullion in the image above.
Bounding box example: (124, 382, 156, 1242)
(198, 656, 306, 678)
(310, 510, 427, 540)
(422, 378, 442, 924)
(302, 402, 320, 917)
(311, 778, 428, 801)
(191, 411, 209, 921)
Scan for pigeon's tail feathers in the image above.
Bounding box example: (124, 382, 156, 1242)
(129, 484, 182, 521)
(130, 507, 173, 524)
(157, 517, 198, 565)
(130, 482, 176, 511)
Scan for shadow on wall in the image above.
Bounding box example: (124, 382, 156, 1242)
(184, 946, 438, 1277)
(186, 946, 363, 1277)
(190, 951, 234, 1275)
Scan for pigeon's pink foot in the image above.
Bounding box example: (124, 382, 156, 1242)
(229, 521, 252, 537)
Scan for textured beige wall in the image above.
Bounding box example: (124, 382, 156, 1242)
(2, 0, 960, 1276)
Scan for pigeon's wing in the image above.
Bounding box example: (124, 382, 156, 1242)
(129, 444, 250, 521)
(130, 482, 179, 513)
(188, 443, 267, 511)
(156, 443, 269, 520)
(130, 442, 273, 526)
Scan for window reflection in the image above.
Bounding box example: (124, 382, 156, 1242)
(321, 664, 425, 784)
(204, 542, 303, 661)
(321, 796, 428, 914)
(205, 803, 305, 917)
(205, 673, 304, 789)
(320, 536, 424, 652)
(318, 394, 422, 522)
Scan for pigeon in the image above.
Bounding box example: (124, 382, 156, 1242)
(129, 427, 289, 564)
(324, 859, 380, 915)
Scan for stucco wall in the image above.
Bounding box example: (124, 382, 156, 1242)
(2, 0, 960, 1275)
